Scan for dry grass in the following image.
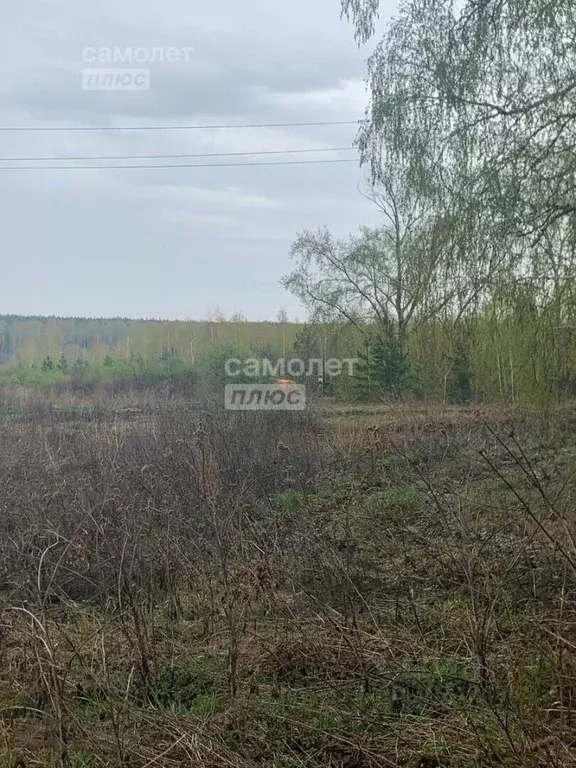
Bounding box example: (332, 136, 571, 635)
(0, 392, 575, 766)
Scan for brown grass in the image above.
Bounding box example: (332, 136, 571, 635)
(0, 391, 575, 766)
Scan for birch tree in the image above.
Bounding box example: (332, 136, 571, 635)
(341, 0, 576, 242)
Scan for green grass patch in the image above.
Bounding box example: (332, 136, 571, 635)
(151, 662, 219, 712)
(367, 484, 425, 513)
(268, 489, 308, 514)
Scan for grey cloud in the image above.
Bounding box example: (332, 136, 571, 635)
(4, 30, 365, 125)
(0, 0, 393, 319)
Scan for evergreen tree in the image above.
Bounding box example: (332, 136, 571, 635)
(57, 354, 69, 374)
(293, 324, 321, 362)
(354, 333, 408, 400)
(41, 356, 54, 373)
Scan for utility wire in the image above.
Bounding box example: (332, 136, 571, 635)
(0, 158, 359, 171)
(0, 146, 356, 163)
(0, 119, 359, 132)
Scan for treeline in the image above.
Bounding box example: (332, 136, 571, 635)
(1, 305, 575, 405)
(0, 315, 300, 367)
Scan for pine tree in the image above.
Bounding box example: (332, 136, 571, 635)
(370, 335, 407, 397)
(293, 325, 322, 366)
(353, 333, 408, 400)
(41, 356, 54, 373)
(57, 354, 69, 374)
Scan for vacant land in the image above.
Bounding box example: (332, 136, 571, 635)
(0, 394, 575, 767)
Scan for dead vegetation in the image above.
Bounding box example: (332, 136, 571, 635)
(0, 393, 575, 766)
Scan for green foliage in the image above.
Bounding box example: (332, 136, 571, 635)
(335, 0, 576, 409)
(354, 333, 408, 400)
(41, 355, 55, 372)
(199, 339, 250, 388)
(152, 664, 216, 710)
(70, 357, 90, 387)
(344, 0, 576, 237)
(367, 486, 424, 513)
(292, 324, 322, 372)
(269, 490, 307, 514)
(249, 340, 281, 363)
(57, 353, 69, 374)
(0, 308, 575, 405)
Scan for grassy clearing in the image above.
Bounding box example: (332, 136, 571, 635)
(0, 394, 575, 766)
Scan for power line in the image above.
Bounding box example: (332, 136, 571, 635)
(0, 158, 359, 171)
(0, 146, 356, 163)
(0, 119, 359, 133)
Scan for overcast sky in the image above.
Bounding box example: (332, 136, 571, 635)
(0, 0, 394, 320)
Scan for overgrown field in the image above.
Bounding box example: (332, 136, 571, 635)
(0, 394, 575, 767)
